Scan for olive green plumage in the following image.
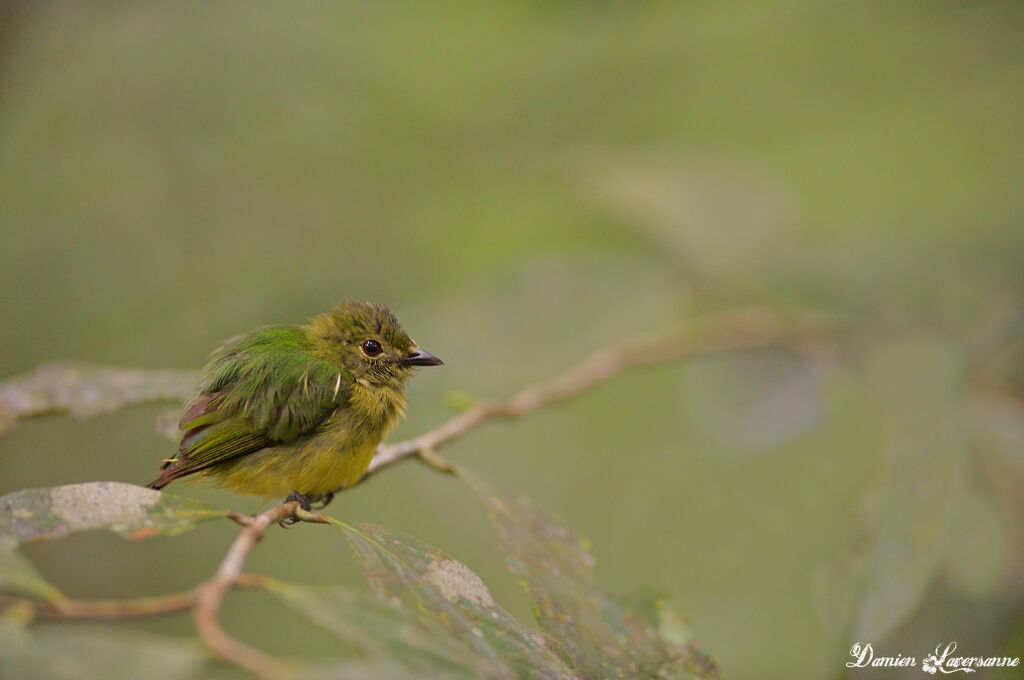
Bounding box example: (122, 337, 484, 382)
(147, 300, 442, 505)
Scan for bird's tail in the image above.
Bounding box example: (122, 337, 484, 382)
(146, 458, 178, 490)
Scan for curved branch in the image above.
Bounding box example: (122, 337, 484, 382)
(0, 591, 195, 621)
(0, 574, 273, 621)
(365, 306, 835, 480)
(0, 306, 835, 679)
(192, 502, 302, 680)
(191, 503, 329, 680)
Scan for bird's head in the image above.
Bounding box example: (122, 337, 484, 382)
(311, 299, 443, 387)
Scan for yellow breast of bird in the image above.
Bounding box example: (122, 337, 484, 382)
(208, 383, 406, 501)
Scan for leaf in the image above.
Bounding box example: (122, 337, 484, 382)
(853, 337, 967, 641)
(967, 387, 1024, 471)
(0, 537, 62, 601)
(265, 578, 494, 679)
(0, 362, 196, 435)
(337, 520, 576, 680)
(682, 348, 825, 454)
(0, 482, 224, 542)
(0, 482, 223, 600)
(941, 491, 1008, 601)
(303, 658, 465, 680)
(462, 471, 718, 680)
(814, 335, 970, 644)
(0, 617, 214, 680)
(614, 590, 721, 680)
(155, 408, 184, 441)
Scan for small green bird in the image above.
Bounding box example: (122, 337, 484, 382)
(147, 300, 442, 509)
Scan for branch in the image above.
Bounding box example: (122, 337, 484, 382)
(192, 502, 328, 680)
(2, 504, 329, 677)
(365, 306, 835, 479)
(0, 591, 196, 621)
(1, 499, 328, 680)
(192, 502, 297, 680)
(0, 306, 833, 678)
(0, 362, 196, 436)
(0, 575, 271, 621)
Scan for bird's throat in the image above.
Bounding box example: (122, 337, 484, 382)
(348, 379, 408, 434)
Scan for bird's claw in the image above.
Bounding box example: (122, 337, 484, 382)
(279, 490, 311, 527)
(311, 492, 334, 510)
(277, 491, 331, 527)
(284, 490, 312, 512)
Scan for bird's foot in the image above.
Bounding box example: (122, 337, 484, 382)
(279, 490, 312, 527)
(285, 490, 312, 511)
(311, 492, 334, 510)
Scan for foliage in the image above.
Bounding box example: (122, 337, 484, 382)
(0, 5, 1021, 674)
(0, 476, 717, 679)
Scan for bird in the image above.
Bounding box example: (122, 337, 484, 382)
(147, 299, 442, 511)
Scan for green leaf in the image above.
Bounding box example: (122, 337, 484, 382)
(0, 482, 223, 600)
(0, 537, 61, 601)
(0, 362, 196, 435)
(303, 658, 466, 680)
(853, 337, 967, 642)
(941, 491, 1008, 601)
(462, 471, 718, 680)
(337, 520, 576, 680)
(0, 617, 216, 680)
(614, 590, 720, 680)
(265, 578, 494, 679)
(814, 336, 970, 644)
(0, 482, 224, 542)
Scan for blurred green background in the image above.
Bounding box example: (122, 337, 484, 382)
(1, 1, 1022, 678)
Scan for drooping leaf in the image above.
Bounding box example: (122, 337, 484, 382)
(155, 408, 184, 441)
(303, 658, 466, 680)
(967, 387, 1024, 471)
(852, 336, 967, 642)
(0, 482, 223, 601)
(941, 491, 1008, 601)
(0, 617, 219, 680)
(814, 336, 969, 644)
(337, 520, 576, 680)
(614, 590, 721, 680)
(0, 362, 196, 436)
(265, 577, 494, 679)
(462, 471, 718, 680)
(0, 482, 224, 542)
(0, 537, 61, 601)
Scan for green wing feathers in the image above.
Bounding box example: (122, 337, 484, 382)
(148, 326, 347, 489)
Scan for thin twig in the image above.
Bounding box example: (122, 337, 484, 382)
(0, 572, 277, 622)
(0, 591, 196, 621)
(364, 306, 835, 480)
(192, 501, 308, 680)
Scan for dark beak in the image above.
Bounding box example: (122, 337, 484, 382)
(405, 348, 444, 366)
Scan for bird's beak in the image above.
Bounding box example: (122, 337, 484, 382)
(405, 348, 444, 366)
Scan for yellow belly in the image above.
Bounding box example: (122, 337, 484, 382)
(204, 416, 388, 502)
(198, 381, 406, 503)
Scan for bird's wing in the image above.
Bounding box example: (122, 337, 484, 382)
(148, 326, 348, 488)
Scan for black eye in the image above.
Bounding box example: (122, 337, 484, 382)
(361, 339, 383, 357)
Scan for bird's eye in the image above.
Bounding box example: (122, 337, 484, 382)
(361, 339, 383, 357)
